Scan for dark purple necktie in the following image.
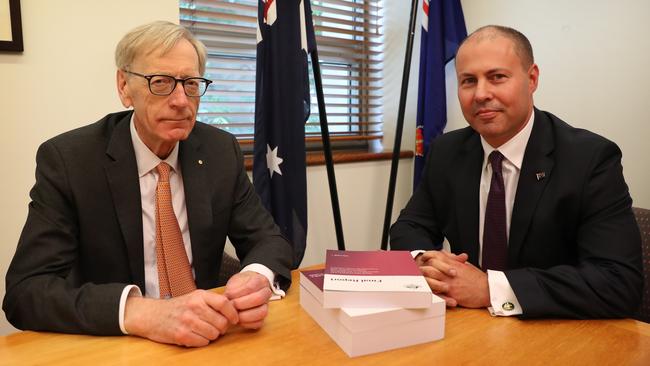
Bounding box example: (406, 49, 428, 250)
(482, 151, 508, 271)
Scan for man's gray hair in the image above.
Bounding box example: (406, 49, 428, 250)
(115, 21, 207, 75)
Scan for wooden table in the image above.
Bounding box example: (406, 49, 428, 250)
(2, 268, 650, 365)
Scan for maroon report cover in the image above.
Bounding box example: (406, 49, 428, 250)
(322, 250, 431, 308)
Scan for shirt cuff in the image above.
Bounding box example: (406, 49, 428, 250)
(241, 263, 285, 300)
(119, 285, 142, 334)
(486, 270, 523, 316)
(410, 250, 425, 259)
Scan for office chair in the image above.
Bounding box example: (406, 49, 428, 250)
(633, 207, 650, 323)
(217, 252, 241, 287)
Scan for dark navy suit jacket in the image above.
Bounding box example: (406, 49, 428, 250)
(4, 111, 293, 334)
(391, 108, 643, 318)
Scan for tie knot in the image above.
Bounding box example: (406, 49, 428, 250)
(488, 151, 505, 173)
(156, 162, 171, 183)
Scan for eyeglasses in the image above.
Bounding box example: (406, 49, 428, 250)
(123, 70, 212, 97)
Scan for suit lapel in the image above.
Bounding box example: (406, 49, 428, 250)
(104, 112, 146, 290)
(179, 133, 213, 289)
(509, 109, 555, 264)
(455, 132, 483, 265)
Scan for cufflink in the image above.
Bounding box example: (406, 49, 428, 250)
(502, 302, 515, 311)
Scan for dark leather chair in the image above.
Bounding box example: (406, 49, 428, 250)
(633, 207, 650, 323)
(217, 252, 241, 287)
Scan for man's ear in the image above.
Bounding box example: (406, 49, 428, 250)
(528, 63, 540, 93)
(116, 69, 133, 108)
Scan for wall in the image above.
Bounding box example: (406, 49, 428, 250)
(298, 159, 412, 267)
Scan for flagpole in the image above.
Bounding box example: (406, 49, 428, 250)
(311, 48, 346, 251)
(380, 0, 420, 251)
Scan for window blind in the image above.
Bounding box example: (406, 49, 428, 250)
(180, 0, 383, 150)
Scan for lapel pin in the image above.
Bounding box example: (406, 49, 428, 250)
(535, 172, 545, 181)
(198, 159, 203, 165)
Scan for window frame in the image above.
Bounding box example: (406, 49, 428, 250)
(180, 0, 384, 153)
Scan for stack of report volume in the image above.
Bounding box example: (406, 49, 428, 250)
(299, 250, 445, 357)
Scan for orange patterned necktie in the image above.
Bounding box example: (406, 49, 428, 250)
(155, 162, 196, 298)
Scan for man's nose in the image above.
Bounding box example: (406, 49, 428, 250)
(474, 79, 493, 103)
(168, 81, 190, 107)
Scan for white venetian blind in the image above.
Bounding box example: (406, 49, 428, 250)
(180, 0, 383, 150)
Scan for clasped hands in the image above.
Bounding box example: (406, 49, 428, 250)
(124, 271, 272, 347)
(416, 250, 491, 309)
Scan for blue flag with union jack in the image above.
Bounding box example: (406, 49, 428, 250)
(253, 0, 316, 267)
(414, 0, 467, 189)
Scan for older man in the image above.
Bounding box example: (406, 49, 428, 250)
(390, 25, 642, 318)
(3, 21, 293, 347)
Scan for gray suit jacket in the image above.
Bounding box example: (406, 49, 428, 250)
(3, 111, 293, 335)
(390, 108, 643, 318)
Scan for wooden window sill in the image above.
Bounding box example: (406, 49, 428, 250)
(244, 150, 414, 171)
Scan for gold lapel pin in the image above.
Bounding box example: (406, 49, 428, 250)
(198, 160, 203, 165)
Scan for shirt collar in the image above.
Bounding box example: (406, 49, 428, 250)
(480, 109, 535, 170)
(129, 114, 180, 177)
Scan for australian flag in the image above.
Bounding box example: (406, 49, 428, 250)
(414, 0, 467, 189)
(253, 0, 315, 267)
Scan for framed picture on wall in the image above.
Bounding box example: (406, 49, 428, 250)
(0, 0, 23, 52)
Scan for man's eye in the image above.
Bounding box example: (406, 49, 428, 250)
(151, 78, 171, 85)
(185, 80, 199, 88)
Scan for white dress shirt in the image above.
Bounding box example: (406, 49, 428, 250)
(479, 111, 535, 316)
(118, 116, 282, 334)
(411, 111, 535, 316)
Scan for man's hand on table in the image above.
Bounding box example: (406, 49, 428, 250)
(417, 250, 491, 309)
(123, 271, 272, 347)
(224, 271, 273, 330)
(124, 290, 239, 347)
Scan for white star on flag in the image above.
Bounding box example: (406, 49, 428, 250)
(266, 144, 283, 178)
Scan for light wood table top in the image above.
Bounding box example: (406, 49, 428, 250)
(2, 267, 650, 365)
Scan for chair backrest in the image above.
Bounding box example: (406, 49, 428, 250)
(633, 207, 650, 323)
(217, 252, 241, 287)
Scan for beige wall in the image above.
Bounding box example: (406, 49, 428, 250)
(295, 158, 412, 267)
